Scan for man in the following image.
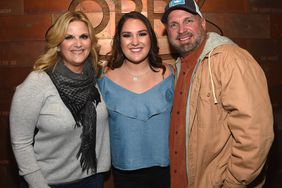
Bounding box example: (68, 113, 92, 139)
(161, 0, 274, 187)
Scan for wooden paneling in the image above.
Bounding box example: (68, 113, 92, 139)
(201, 0, 247, 13)
(0, 67, 32, 89)
(262, 63, 282, 88)
(0, 41, 45, 67)
(0, 15, 52, 41)
(231, 38, 248, 49)
(0, 67, 31, 111)
(0, 164, 9, 188)
(245, 39, 282, 66)
(0, 115, 11, 160)
(24, 0, 71, 13)
(270, 86, 282, 110)
(271, 14, 282, 39)
(0, 162, 19, 188)
(0, 67, 31, 109)
(153, 0, 167, 13)
(262, 64, 280, 87)
(0, 113, 19, 187)
(249, 0, 282, 13)
(120, 0, 146, 12)
(0, 88, 14, 111)
(0, 0, 24, 15)
(205, 13, 270, 38)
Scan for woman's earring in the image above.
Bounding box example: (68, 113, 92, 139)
(56, 47, 60, 52)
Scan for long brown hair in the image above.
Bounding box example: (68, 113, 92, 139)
(107, 11, 166, 74)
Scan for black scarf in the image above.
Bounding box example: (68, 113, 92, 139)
(46, 59, 100, 174)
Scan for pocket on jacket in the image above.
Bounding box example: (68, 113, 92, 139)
(198, 88, 223, 128)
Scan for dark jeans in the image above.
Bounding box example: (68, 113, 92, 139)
(112, 166, 170, 188)
(20, 173, 104, 188)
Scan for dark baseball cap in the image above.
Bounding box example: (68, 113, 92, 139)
(161, 0, 203, 23)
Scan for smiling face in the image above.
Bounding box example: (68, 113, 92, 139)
(167, 9, 206, 57)
(120, 18, 151, 65)
(59, 20, 91, 73)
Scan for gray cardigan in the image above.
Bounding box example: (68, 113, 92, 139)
(10, 71, 111, 188)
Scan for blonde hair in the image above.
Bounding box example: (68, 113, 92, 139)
(33, 11, 100, 73)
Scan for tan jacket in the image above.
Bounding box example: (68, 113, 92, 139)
(176, 32, 274, 188)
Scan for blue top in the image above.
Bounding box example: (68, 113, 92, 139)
(98, 72, 174, 170)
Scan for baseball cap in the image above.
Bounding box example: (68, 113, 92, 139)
(161, 0, 203, 23)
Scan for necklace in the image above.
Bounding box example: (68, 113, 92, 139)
(123, 64, 150, 81)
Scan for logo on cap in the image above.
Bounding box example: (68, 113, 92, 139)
(169, 0, 185, 7)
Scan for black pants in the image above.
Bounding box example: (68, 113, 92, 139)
(20, 173, 104, 188)
(112, 166, 170, 188)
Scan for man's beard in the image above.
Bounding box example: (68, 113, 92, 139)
(170, 30, 205, 57)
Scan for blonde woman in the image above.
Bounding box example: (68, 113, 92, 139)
(10, 11, 110, 188)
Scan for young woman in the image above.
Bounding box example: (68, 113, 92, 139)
(10, 11, 110, 188)
(98, 11, 174, 188)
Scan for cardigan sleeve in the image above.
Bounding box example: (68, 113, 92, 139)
(10, 71, 50, 188)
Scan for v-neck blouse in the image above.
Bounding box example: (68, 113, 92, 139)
(98, 73, 174, 170)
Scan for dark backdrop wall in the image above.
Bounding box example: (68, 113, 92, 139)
(0, 0, 281, 187)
